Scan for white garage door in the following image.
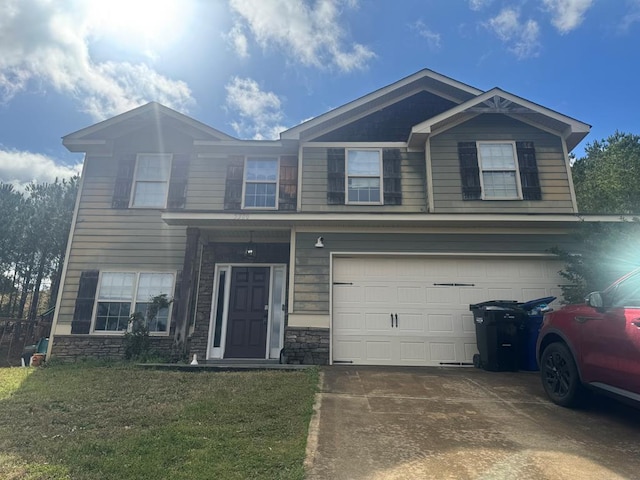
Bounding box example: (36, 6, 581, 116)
(332, 256, 564, 366)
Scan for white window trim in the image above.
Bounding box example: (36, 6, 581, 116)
(476, 141, 522, 201)
(129, 153, 173, 208)
(345, 148, 383, 205)
(91, 270, 176, 336)
(241, 157, 280, 210)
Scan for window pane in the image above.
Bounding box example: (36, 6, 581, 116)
(137, 155, 171, 181)
(246, 159, 278, 181)
(132, 182, 167, 207)
(348, 177, 380, 203)
(347, 151, 380, 175)
(479, 143, 516, 170)
(244, 180, 276, 207)
(98, 273, 134, 301)
(95, 301, 130, 331)
(482, 171, 518, 198)
(134, 302, 169, 332)
(137, 273, 174, 302)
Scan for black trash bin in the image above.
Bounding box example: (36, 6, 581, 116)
(518, 297, 556, 371)
(470, 300, 525, 372)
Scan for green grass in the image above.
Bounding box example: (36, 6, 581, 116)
(0, 364, 318, 480)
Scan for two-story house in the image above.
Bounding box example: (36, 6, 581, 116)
(48, 69, 594, 366)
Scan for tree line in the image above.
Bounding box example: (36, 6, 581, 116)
(0, 178, 78, 319)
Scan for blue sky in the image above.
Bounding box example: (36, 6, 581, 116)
(1, 0, 639, 188)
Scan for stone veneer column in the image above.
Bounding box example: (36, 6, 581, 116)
(283, 327, 330, 365)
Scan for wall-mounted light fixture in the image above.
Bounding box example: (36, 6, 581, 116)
(244, 231, 257, 259)
(314, 236, 324, 248)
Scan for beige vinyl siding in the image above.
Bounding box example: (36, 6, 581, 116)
(186, 154, 228, 210)
(301, 147, 427, 212)
(430, 114, 575, 213)
(57, 150, 187, 328)
(292, 231, 575, 314)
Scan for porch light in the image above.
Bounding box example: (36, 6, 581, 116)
(315, 236, 324, 248)
(244, 231, 257, 259)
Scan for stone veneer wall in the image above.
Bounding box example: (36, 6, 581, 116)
(52, 335, 174, 361)
(283, 327, 329, 365)
(189, 245, 216, 361)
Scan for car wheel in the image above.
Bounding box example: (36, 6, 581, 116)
(540, 342, 583, 407)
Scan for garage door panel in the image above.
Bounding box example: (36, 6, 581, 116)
(365, 285, 395, 303)
(461, 313, 476, 333)
(399, 341, 427, 362)
(427, 313, 455, 333)
(366, 340, 392, 361)
(396, 312, 425, 334)
(332, 256, 564, 366)
(334, 285, 363, 303)
(333, 312, 363, 335)
(429, 342, 457, 363)
(365, 313, 393, 333)
(333, 339, 362, 361)
(398, 286, 424, 304)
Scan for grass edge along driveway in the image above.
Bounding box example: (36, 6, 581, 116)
(0, 363, 318, 480)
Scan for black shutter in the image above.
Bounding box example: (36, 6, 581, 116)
(383, 149, 402, 205)
(224, 156, 244, 210)
(167, 154, 189, 209)
(71, 270, 99, 334)
(279, 156, 298, 211)
(516, 142, 542, 200)
(327, 148, 345, 204)
(458, 142, 481, 200)
(112, 154, 136, 208)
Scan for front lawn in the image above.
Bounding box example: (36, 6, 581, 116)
(0, 364, 318, 480)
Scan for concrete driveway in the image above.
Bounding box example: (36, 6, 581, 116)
(305, 366, 640, 480)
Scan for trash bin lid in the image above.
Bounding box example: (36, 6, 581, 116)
(469, 300, 519, 311)
(520, 296, 556, 312)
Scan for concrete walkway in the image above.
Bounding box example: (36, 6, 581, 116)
(305, 366, 640, 480)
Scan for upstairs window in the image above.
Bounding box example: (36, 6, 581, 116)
(243, 158, 279, 208)
(131, 154, 172, 207)
(346, 149, 382, 204)
(477, 142, 521, 200)
(94, 272, 174, 333)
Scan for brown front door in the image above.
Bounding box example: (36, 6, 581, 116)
(225, 267, 270, 358)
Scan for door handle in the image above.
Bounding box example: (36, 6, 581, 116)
(390, 313, 394, 327)
(394, 314, 398, 328)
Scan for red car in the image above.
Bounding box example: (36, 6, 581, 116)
(537, 268, 640, 407)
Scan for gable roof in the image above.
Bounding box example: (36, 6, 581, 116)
(408, 87, 591, 151)
(280, 69, 483, 141)
(63, 102, 236, 152)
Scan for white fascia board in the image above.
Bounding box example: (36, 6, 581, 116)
(410, 88, 591, 139)
(63, 102, 235, 143)
(162, 211, 632, 227)
(281, 69, 483, 140)
(62, 139, 108, 152)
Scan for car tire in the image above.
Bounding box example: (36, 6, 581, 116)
(540, 342, 584, 407)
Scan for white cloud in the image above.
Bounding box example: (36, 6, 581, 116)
(487, 8, 541, 59)
(225, 23, 250, 59)
(227, 0, 375, 72)
(0, 148, 82, 190)
(543, 0, 593, 34)
(620, 0, 640, 32)
(0, 0, 194, 120)
(412, 21, 442, 51)
(469, 0, 493, 11)
(225, 77, 287, 140)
